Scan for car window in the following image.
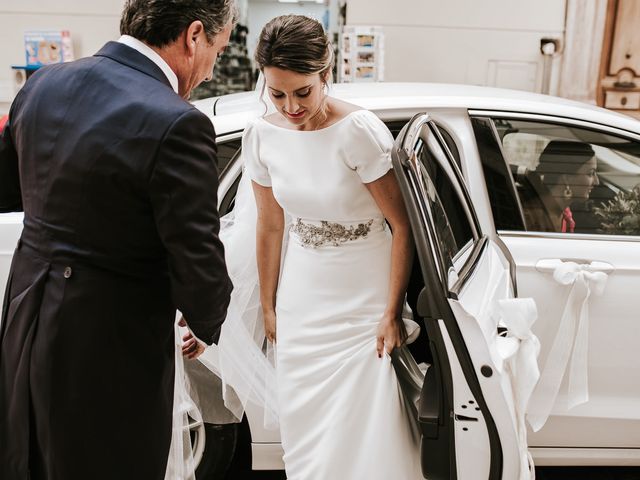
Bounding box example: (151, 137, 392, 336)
(415, 133, 475, 280)
(216, 138, 241, 174)
(385, 119, 461, 168)
(437, 126, 461, 170)
(471, 117, 525, 231)
(494, 119, 640, 236)
(385, 120, 408, 139)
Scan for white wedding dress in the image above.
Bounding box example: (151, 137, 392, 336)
(241, 109, 423, 480)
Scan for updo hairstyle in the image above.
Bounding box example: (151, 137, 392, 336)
(255, 15, 334, 83)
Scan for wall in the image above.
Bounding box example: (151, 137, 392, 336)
(246, 0, 328, 62)
(0, 1, 596, 112)
(0, 1, 125, 114)
(346, 0, 567, 94)
(559, 0, 607, 104)
(0, 0, 329, 113)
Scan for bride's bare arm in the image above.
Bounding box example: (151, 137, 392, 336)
(365, 170, 414, 356)
(253, 181, 285, 342)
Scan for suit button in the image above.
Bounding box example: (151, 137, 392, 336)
(63, 267, 73, 279)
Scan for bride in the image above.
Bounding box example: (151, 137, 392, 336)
(188, 14, 425, 480)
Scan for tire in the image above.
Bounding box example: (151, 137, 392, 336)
(194, 422, 239, 479)
(195, 416, 286, 480)
(223, 416, 251, 479)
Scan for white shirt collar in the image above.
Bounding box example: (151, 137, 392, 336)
(117, 35, 179, 94)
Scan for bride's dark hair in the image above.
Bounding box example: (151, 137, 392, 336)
(255, 15, 334, 81)
(255, 15, 334, 121)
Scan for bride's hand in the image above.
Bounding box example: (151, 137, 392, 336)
(264, 310, 277, 343)
(376, 313, 408, 358)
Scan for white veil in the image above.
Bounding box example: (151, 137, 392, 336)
(198, 169, 281, 429)
(165, 319, 200, 480)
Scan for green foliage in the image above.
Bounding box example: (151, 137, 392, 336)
(594, 186, 640, 235)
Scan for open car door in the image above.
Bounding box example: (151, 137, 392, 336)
(392, 114, 539, 480)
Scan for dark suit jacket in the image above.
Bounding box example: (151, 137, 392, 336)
(0, 42, 232, 480)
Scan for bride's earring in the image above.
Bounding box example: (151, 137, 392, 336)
(564, 184, 573, 198)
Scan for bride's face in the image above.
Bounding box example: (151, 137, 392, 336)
(263, 66, 326, 128)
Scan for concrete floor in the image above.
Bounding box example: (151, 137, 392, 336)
(221, 421, 640, 480)
(536, 467, 640, 480)
(230, 467, 640, 479)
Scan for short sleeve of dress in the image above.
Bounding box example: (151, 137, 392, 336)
(343, 110, 394, 183)
(242, 120, 271, 187)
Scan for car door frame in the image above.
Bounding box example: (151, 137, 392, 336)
(392, 113, 514, 480)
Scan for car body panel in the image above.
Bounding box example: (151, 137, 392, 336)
(2, 83, 640, 468)
(463, 110, 640, 449)
(198, 83, 640, 139)
(502, 233, 640, 448)
(0, 212, 23, 299)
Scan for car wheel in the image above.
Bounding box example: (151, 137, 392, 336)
(194, 422, 239, 479)
(228, 417, 286, 480)
(188, 414, 206, 469)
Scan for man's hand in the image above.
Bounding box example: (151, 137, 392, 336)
(179, 317, 206, 359)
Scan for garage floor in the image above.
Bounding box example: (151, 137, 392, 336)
(223, 422, 640, 480)
(536, 467, 640, 480)
(229, 467, 640, 479)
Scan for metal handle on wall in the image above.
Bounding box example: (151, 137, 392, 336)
(540, 38, 560, 94)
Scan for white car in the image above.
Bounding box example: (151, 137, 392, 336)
(2, 83, 640, 478)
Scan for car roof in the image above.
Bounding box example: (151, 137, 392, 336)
(192, 82, 640, 137)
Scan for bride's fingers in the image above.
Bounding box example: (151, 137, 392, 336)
(377, 335, 385, 358)
(385, 333, 403, 355)
(385, 340, 395, 355)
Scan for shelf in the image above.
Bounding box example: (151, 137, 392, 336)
(11, 65, 42, 71)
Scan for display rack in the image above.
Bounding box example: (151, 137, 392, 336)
(338, 26, 384, 83)
(10, 30, 75, 94)
(191, 24, 254, 100)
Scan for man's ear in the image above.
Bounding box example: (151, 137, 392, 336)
(185, 20, 205, 56)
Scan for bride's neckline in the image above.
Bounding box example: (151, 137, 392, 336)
(258, 109, 364, 133)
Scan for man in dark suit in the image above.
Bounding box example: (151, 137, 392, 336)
(0, 1, 235, 478)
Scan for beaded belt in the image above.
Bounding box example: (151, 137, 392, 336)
(290, 218, 385, 248)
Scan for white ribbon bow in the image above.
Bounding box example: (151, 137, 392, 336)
(526, 261, 608, 432)
(495, 298, 540, 480)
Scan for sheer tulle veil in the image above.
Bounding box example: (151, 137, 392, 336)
(198, 169, 282, 429)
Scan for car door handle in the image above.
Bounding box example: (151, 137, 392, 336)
(535, 258, 615, 274)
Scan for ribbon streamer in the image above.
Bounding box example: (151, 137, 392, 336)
(526, 261, 607, 432)
(495, 298, 540, 480)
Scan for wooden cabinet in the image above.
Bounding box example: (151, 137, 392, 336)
(598, 0, 640, 119)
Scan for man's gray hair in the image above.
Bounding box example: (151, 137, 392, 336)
(120, 0, 237, 48)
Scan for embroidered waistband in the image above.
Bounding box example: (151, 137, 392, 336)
(290, 218, 385, 248)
